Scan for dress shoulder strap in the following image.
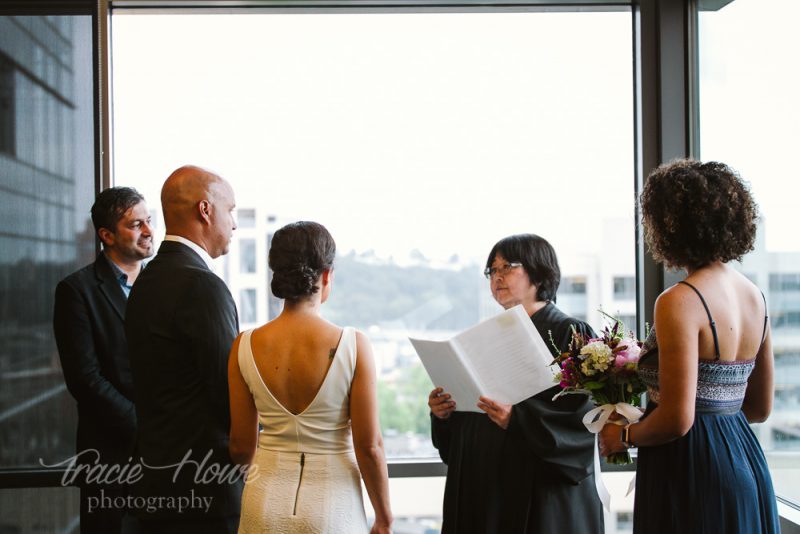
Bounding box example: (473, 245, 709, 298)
(237, 329, 259, 386)
(678, 280, 721, 360)
(339, 327, 358, 381)
(760, 291, 769, 347)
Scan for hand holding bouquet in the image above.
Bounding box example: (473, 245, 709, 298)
(551, 313, 646, 464)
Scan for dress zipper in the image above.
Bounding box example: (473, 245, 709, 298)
(292, 452, 305, 516)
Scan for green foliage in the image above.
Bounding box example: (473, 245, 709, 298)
(378, 364, 434, 435)
(324, 253, 481, 330)
(322, 252, 481, 437)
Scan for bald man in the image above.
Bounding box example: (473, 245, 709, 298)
(124, 166, 242, 533)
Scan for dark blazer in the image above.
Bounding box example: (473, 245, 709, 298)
(53, 253, 137, 466)
(125, 240, 242, 521)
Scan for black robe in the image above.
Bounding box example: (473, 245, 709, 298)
(431, 303, 604, 533)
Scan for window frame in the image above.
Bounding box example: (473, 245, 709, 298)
(99, 0, 689, 481)
(7, 0, 773, 516)
(0, 0, 106, 490)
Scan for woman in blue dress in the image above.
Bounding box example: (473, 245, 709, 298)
(599, 159, 779, 533)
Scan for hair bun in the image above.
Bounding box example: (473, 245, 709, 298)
(271, 264, 318, 300)
(268, 221, 336, 301)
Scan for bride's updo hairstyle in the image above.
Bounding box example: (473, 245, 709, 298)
(269, 221, 336, 301)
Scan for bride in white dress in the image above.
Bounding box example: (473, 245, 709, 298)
(228, 221, 393, 534)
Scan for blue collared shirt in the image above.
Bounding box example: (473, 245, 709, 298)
(104, 254, 139, 298)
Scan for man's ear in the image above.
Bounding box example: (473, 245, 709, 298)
(198, 199, 212, 224)
(97, 227, 114, 247)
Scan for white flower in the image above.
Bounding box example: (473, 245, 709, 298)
(580, 341, 612, 360)
(579, 341, 613, 376)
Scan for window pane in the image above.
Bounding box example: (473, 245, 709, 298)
(240, 238, 257, 274)
(367, 476, 446, 532)
(0, 487, 80, 532)
(699, 0, 800, 503)
(0, 53, 14, 155)
(613, 276, 635, 299)
(111, 11, 634, 462)
(240, 288, 257, 324)
(0, 15, 95, 475)
(561, 276, 588, 295)
(238, 208, 256, 228)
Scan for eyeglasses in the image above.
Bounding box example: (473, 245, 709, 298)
(484, 262, 523, 279)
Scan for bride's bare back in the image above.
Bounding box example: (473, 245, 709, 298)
(249, 313, 344, 415)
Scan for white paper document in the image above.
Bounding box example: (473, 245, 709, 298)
(409, 305, 556, 413)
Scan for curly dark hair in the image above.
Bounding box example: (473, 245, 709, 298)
(640, 159, 758, 270)
(485, 234, 560, 303)
(269, 221, 336, 301)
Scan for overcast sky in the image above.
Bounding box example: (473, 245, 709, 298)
(110, 1, 798, 267)
(699, 0, 800, 252)
(111, 10, 633, 265)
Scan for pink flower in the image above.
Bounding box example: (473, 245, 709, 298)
(613, 338, 642, 367)
(559, 365, 574, 387)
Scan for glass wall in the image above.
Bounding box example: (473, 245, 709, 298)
(111, 8, 635, 455)
(0, 12, 96, 531)
(111, 10, 635, 531)
(1, 1, 797, 531)
(699, 0, 800, 503)
(0, 487, 81, 532)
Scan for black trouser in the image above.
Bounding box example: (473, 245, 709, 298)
(121, 514, 239, 534)
(80, 483, 127, 534)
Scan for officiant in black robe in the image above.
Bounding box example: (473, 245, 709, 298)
(429, 234, 604, 533)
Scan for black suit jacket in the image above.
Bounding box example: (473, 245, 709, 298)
(53, 253, 137, 468)
(125, 240, 242, 520)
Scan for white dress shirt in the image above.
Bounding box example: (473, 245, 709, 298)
(163, 234, 214, 270)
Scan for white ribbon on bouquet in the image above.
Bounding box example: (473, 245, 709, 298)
(582, 402, 644, 511)
(582, 402, 644, 433)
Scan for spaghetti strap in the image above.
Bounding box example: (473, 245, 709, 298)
(760, 291, 769, 347)
(678, 280, 721, 360)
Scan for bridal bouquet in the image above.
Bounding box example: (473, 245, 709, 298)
(551, 313, 646, 464)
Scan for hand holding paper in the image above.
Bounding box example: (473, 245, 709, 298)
(428, 387, 457, 420)
(476, 396, 513, 429)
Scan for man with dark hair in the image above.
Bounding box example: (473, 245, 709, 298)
(124, 165, 242, 533)
(53, 186, 154, 534)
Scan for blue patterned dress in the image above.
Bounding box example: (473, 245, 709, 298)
(633, 281, 779, 533)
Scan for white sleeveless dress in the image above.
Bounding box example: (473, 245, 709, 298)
(237, 327, 369, 534)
